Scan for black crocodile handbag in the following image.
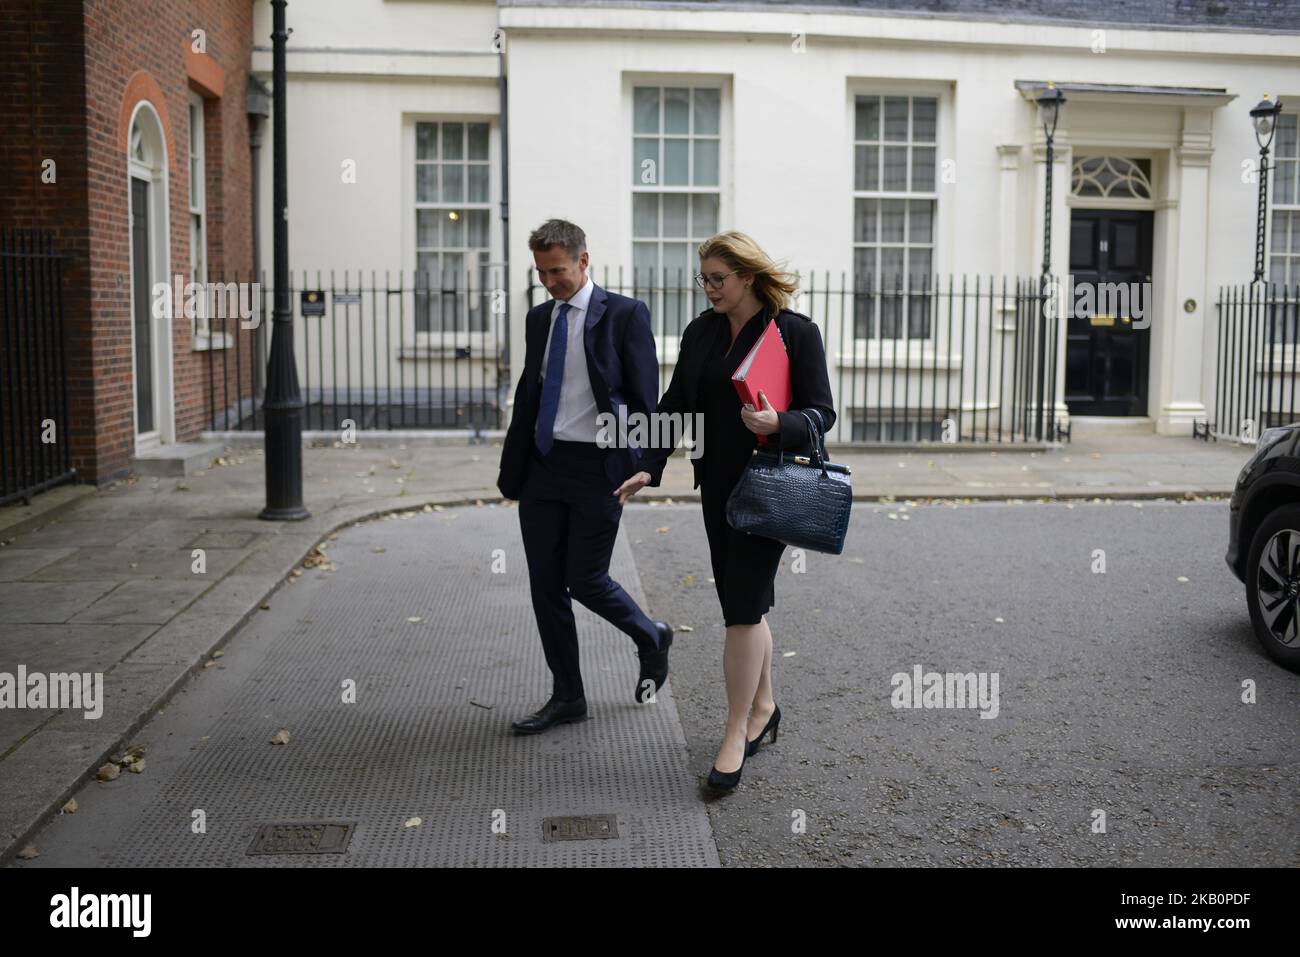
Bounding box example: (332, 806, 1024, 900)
(725, 409, 852, 554)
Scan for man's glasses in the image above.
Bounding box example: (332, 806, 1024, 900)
(694, 271, 736, 290)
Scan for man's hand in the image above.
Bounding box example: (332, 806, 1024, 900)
(741, 390, 780, 435)
(614, 470, 652, 505)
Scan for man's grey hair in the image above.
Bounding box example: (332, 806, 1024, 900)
(528, 219, 586, 259)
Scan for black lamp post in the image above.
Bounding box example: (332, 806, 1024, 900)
(1250, 94, 1284, 284)
(1035, 82, 1065, 441)
(1037, 82, 1067, 278)
(259, 0, 309, 521)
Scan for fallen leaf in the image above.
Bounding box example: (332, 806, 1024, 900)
(128, 759, 145, 774)
(212, 650, 224, 659)
(656, 526, 669, 533)
(677, 625, 693, 632)
(96, 763, 120, 782)
(260, 602, 271, 610)
(270, 728, 290, 745)
(1176, 576, 1189, 583)
(16, 844, 38, 860)
(203, 660, 217, 668)
(408, 616, 423, 623)
(405, 816, 422, 828)
(681, 574, 694, 586)
(62, 798, 77, 814)
(110, 745, 145, 766)
(782, 651, 797, 657)
(371, 546, 386, 553)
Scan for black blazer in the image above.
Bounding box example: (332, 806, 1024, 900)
(639, 305, 837, 489)
(496, 283, 660, 500)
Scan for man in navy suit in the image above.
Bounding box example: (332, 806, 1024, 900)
(498, 220, 673, 733)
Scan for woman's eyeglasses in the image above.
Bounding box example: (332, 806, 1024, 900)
(694, 271, 736, 290)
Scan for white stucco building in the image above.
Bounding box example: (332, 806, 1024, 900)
(250, 0, 1300, 440)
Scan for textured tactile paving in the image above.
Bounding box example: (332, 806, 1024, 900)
(103, 506, 719, 867)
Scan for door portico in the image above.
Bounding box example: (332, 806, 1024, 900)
(1017, 80, 1237, 434)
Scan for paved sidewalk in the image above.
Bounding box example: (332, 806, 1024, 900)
(13, 507, 718, 866)
(0, 431, 1252, 861)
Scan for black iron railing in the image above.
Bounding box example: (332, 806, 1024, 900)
(527, 268, 1062, 444)
(1197, 283, 1300, 442)
(203, 268, 507, 433)
(1, 228, 75, 505)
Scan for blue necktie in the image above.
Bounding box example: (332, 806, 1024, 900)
(535, 302, 571, 455)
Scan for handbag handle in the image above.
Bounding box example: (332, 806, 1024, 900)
(797, 410, 832, 478)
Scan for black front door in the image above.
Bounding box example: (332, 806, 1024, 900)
(1065, 209, 1152, 416)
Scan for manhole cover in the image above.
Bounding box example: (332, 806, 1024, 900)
(541, 814, 619, 843)
(247, 821, 355, 856)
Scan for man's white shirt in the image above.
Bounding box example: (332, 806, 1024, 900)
(537, 273, 600, 443)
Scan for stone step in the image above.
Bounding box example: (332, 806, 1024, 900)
(131, 441, 226, 477)
(1067, 415, 1156, 437)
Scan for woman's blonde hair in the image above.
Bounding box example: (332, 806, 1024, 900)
(696, 231, 799, 318)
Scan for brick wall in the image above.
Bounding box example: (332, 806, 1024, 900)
(82, 0, 257, 483)
(0, 0, 92, 490)
(2, 0, 256, 487)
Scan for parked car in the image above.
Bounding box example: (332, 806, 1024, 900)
(1227, 422, 1300, 671)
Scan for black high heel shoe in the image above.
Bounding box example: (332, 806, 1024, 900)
(744, 704, 781, 757)
(705, 736, 748, 793)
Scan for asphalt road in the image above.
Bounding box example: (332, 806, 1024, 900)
(622, 498, 1300, 866)
(10, 498, 1297, 868)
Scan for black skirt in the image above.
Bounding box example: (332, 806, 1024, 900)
(697, 306, 787, 627)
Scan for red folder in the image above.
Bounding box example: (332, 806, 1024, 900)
(731, 320, 791, 445)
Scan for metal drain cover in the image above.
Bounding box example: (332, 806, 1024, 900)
(247, 821, 355, 856)
(542, 814, 619, 843)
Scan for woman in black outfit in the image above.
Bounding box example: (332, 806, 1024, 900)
(615, 231, 836, 794)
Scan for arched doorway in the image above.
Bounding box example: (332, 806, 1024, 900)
(127, 102, 175, 450)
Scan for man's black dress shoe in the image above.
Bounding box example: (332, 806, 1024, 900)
(635, 621, 673, 702)
(511, 695, 588, 734)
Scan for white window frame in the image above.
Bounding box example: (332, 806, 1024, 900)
(409, 118, 495, 346)
(1269, 108, 1299, 288)
(629, 80, 726, 349)
(851, 91, 940, 343)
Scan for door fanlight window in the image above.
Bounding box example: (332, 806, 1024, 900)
(1070, 156, 1152, 200)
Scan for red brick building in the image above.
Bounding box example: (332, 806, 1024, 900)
(1, 0, 258, 489)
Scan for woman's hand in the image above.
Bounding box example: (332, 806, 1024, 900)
(741, 390, 780, 436)
(614, 470, 652, 505)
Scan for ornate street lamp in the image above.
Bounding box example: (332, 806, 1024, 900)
(1035, 83, 1066, 441)
(1037, 82, 1067, 278)
(1251, 94, 1284, 284)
